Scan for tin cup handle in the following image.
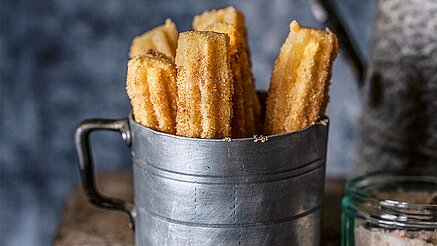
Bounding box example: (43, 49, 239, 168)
(74, 118, 136, 229)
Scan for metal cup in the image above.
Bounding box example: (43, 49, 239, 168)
(75, 114, 329, 245)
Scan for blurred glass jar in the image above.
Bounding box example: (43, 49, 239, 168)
(341, 171, 437, 246)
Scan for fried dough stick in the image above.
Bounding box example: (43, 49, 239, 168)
(264, 21, 339, 135)
(126, 51, 177, 134)
(129, 19, 178, 60)
(193, 7, 248, 46)
(175, 31, 233, 139)
(198, 22, 246, 137)
(193, 7, 260, 137)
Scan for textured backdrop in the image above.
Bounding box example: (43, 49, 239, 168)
(1, 0, 375, 245)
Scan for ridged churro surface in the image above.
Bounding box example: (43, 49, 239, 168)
(175, 31, 233, 138)
(129, 19, 178, 60)
(264, 21, 338, 135)
(193, 7, 260, 137)
(126, 51, 177, 134)
(193, 7, 247, 41)
(198, 22, 247, 137)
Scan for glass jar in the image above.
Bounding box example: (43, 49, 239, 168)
(341, 171, 437, 246)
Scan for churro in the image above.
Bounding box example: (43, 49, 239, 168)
(193, 7, 248, 46)
(197, 22, 246, 137)
(175, 31, 233, 138)
(129, 19, 178, 60)
(126, 51, 177, 134)
(264, 21, 338, 135)
(125, 9, 339, 138)
(194, 7, 260, 137)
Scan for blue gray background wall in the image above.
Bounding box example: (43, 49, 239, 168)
(1, 0, 375, 245)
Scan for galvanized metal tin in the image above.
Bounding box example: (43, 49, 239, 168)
(129, 116, 329, 245)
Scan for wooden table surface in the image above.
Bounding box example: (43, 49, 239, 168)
(55, 171, 344, 246)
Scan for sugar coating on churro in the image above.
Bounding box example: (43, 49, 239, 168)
(175, 31, 234, 139)
(193, 7, 247, 42)
(193, 7, 261, 137)
(264, 21, 338, 135)
(126, 51, 177, 134)
(240, 49, 260, 135)
(202, 23, 238, 53)
(199, 22, 246, 138)
(129, 19, 178, 60)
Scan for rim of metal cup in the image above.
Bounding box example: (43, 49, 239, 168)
(128, 113, 329, 142)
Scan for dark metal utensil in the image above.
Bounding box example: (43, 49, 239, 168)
(309, 0, 366, 85)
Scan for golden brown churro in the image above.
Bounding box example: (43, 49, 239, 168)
(129, 19, 178, 60)
(193, 7, 247, 45)
(193, 7, 260, 137)
(175, 31, 233, 138)
(126, 51, 177, 134)
(197, 22, 246, 137)
(125, 8, 339, 138)
(240, 49, 260, 135)
(264, 21, 338, 135)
